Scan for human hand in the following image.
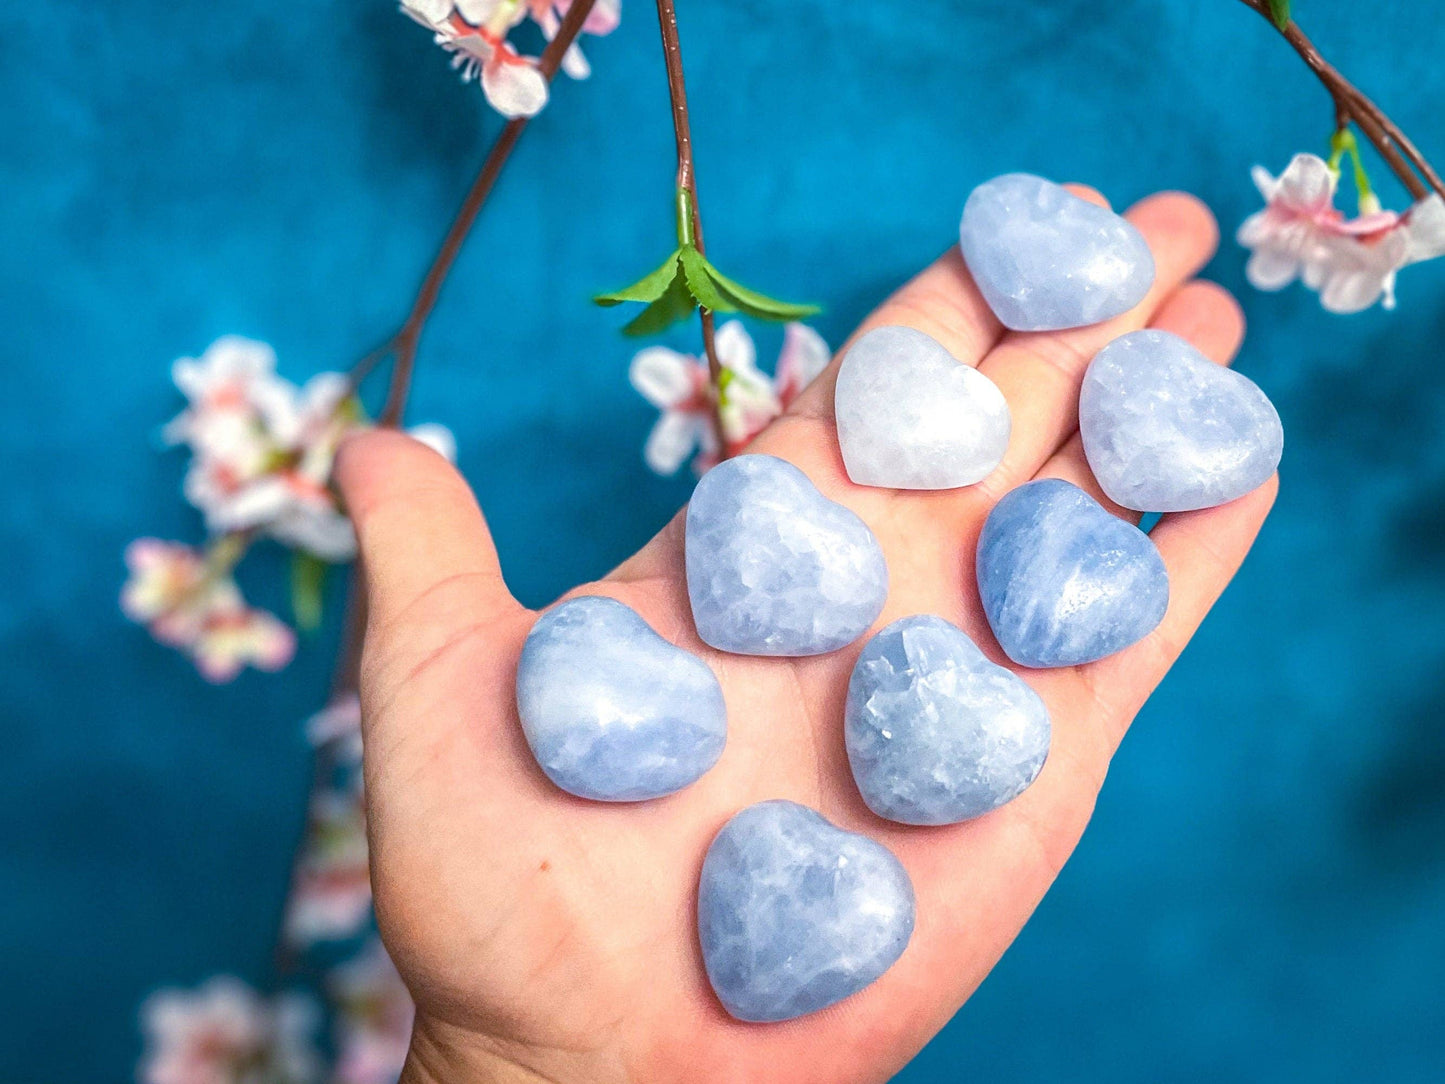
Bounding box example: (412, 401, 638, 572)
(334, 186, 1276, 1084)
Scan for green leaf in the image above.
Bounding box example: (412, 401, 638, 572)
(1266, 0, 1291, 30)
(594, 250, 683, 306)
(622, 272, 698, 336)
(290, 551, 328, 633)
(678, 246, 737, 313)
(704, 263, 821, 323)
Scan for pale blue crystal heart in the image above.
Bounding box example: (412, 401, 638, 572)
(685, 455, 888, 656)
(959, 173, 1156, 331)
(697, 800, 915, 1022)
(835, 325, 1011, 490)
(1080, 329, 1284, 512)
(846, 615, 1050, 825)
(976, 479, 1169, 667)
(515, 596, 726, 801)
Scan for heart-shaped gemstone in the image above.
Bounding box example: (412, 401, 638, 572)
(686, 455, 888, 656)
(960, 173, 1156, 331)
(835, 326, 1011, 489)
(846, 615, 1050, 824)
(1080, 329, 1284, 512)
(697, 800, 915, 1022)
(977, 479, 1169, 667)
(515, 597, 726, 801)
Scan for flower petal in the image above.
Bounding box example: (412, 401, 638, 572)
(1275, 153, 1338, 212)
(407, 422, 458, 462)
(629, 346, 698, 408)
(773, 323, 830, 405)
(482, 53, 549, 117)
(713, 320, 757, 376)
(1404, 194, 1445, 265)
(643, 411, 704, 475)
(1244, 248, 1302, 292)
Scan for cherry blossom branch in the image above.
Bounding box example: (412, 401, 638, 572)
(359, 0, 603, 427)
(654, 0, 729, 457)
(1238, 0, 1444, 203)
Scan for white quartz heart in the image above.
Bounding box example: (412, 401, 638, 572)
(835, 326, 1010, 490)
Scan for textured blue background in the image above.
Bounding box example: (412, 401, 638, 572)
(4, 1, 1444, 1079)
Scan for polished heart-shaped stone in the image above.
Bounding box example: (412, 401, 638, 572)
(515, 597, 726, 801)
(685, 455, 888, 656)
(1080, 329, 1285, 512)
(697, 800, 915, 1022)
(835, 325, 1011, 490)
(846, 615, 1050, 825)
(977, 479, 1169, 667)
(959, 173, 1156, 332)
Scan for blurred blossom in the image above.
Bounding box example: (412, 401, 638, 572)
(139, 977, 320, 1084)
(527, 0, 621, 78)
(305, 693, 363, 757)
(629, 321, 830, 475)
(284, 782, 372, 947)
(328, 941, 415, 1084)
(1239, 153, 1445, 313)
(164, 338, 458, 565)
(122, 539, 295, 682)
(167, 341, 359, 562)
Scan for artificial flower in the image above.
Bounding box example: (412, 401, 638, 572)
(139, 977, 320, 1084)
(305, 693, 363, 754)
(629, 321, 830, 475)
(283, 784, 372, 947)
(1239, 153, 1445, 313)
(122, 539, 295, 682)
(328, 941, 415, 1084)
(526, 0, 621, 79)
(401, 1, 549, 118)
(168, 339, 458, 563)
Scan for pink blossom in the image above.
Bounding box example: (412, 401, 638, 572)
(1239, 153, 1445, 313)
(526, 0, 621, 79)
(328, 941, 415, 1084)
(139, 977, 320, 1084)
(401, 2, 549, 118)
(166, 341, 356, 561)
(629, 321, 831, 475)
(167, 339, 457, 563)
(283, 784, 372, 947)
(305, 693, 363, 753)
(122, 539, 295, 683)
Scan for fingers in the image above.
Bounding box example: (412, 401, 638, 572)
(334, 429, 520, 638)
(976, 191, 1222, 499)
(1025, 277, 1274, 747)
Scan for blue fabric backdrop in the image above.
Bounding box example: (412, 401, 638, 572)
(3, 0, 1443, 1079)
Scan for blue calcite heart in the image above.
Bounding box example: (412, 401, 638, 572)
(697, 800, 915, 1022)
(685, 455, 888, 656)
(835, 325, 1011, 490)
(1080, 329, 1285, 512)
(976, 479, 1169, 667)
(846, 616, 1050, 825)
(515, 597, 726, 801)
(959, 173, 1156, 332)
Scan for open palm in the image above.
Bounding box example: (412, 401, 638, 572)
(335, 186, 1276, 1084)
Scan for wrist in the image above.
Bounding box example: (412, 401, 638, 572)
(400, 1015, 628, 1084)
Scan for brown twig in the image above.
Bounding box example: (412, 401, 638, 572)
(654, 0, 729, 457)
(283, 0, 604, 974)
(1238, 0, 1443, 202)
(364, 0, 603, 426)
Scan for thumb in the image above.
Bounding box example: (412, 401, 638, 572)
(334, 429, 522, 681)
